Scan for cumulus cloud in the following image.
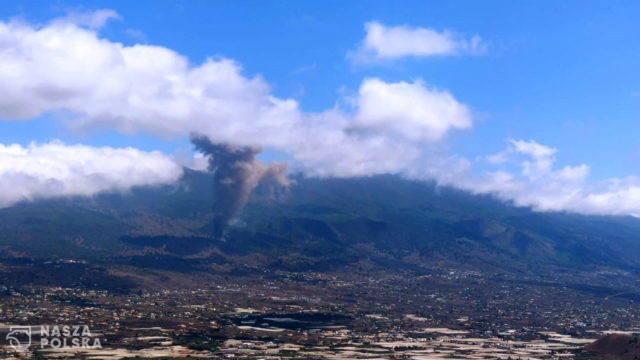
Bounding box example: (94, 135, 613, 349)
(352, 78, 472, 141)
(0, 14, 473, 179)
(0, 141, 182, 208)
(351, 21, 485, 63)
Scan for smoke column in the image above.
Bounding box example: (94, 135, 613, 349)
(191, 134, 289, 239)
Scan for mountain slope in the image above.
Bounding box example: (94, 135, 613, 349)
(1, 170, 640, 277)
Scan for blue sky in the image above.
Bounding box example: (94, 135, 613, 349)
(1, 1, 640, 214)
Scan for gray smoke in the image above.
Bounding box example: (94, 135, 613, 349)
(191, 134, 289, 239)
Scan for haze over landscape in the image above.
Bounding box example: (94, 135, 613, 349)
(1, 1, 640, 359)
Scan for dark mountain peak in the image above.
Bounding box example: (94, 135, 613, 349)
(582, 333, 640, 359)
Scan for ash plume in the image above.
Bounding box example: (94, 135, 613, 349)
(191, 134, 289, 239)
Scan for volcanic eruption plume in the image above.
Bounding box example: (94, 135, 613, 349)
(191, 134, 289, 239)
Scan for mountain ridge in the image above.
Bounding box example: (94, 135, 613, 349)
(0, 170, 639, 281)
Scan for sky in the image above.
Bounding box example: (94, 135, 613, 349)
(1, 0, 640, 215)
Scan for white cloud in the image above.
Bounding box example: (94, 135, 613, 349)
(351, 21, 485, 63)
(55, 9, 121, 29)
(0, 141, 182, 208)
(506, 139, 557, 179)
(417, 138, 640, 216)
(0, 15, 473, 179)
(352, 78, 472, 141)
(510, 139, 557, 159)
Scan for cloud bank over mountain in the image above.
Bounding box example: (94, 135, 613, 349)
(420, 139, 640, 216)
(0, 141, 182, 208)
